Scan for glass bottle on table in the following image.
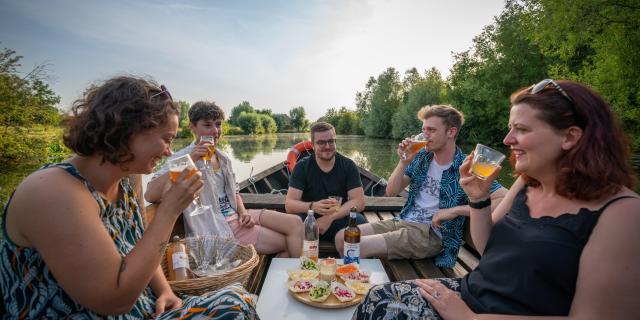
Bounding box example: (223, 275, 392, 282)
(302, 209, 319, 262)
(343, 207, 361, 264)
(167, 154, 211, 216)
(166, 235, 189, 281)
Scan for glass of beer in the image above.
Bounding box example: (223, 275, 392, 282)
(200, 136, 216, 169)
(329, 196, 342, 213)
(168, 154, 211, 216)
(471, 144, 506, 180)
(401, 133, 429, 160)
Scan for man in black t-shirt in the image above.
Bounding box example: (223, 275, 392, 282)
(285, 122, 366, 242)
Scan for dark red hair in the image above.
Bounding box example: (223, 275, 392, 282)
(509, 80, 636, 200)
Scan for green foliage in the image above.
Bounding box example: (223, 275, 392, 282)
(391, 68, 448, 139)
(229, 101, 254, 126)
(272, 113, 293, 132)
(522, 0, 640, 149)
(318, 107, 362, 135)
(175, 100, 192, 138)
(222, 122, 244, 135)
(0, 47, 64, 166)
(289, 106, 310, 132)
(358, 68, 403, 138)
(447, 1, 551, 147)
(258, 114, 277, 133)
(236, 112, 262, 134)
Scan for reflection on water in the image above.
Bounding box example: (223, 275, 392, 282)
(171, 133, 515, 186)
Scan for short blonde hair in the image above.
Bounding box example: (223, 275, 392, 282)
(417, 105, 464, 135)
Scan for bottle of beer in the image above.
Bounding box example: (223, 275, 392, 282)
(343, 207, 361, 264)
(303, 209, 319, 262)
(166, 235, 189, 281)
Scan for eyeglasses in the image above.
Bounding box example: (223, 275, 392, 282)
(150, 84, 173, 101)
(529, 79, 573, 103)
(315, 139, 336, 146)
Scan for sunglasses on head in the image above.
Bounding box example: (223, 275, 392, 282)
(150, 84, 173, 101)
(529, 79, 574, 103)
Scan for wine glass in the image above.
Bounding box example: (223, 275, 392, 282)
(186, 234, 215, 277)
(167, 154, 211, 216)
(401, 133, 429, 160)
(200, 136, 216, 169)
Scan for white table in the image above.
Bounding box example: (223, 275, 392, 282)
(256, 258, 390, 319)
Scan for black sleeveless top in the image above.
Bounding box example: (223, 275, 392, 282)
(460, 186, 634, 315)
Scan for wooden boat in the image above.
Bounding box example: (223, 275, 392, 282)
(237, 160, 408, 211)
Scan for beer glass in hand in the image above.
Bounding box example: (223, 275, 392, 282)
(168, 154, 210, 216)
(200, 136, 216, 169)
(329, 196, 342, 214)
(401, 133, 429, 160)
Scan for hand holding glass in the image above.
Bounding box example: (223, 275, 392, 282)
(401, 133, 429, 160)
(471, 144, 506, 180)
(329, 196, 342, 213)
(200, 136, 216, 169)
(168, 154, 211, 216)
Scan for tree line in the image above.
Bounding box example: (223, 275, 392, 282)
(2, 0, 639, 167)
(321, 0, 640, 150)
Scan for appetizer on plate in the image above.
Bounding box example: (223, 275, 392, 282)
(330, 281, 356, 302)
(288, 279, 315, 293)
(340, 270, 370, 282)
(287, 269, 320, 281)
(345, 280, 374, 295)
(308, 281, 330, 302)
(335, 263, 358, 276)
(300, 256, 319, 270)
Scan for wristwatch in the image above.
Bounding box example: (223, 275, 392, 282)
(469, 198, 491, 209)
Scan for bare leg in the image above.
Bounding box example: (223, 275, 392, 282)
(254, 227, 288, 256)
(335, 223, 387, 258)
(256, 210, 303, 257)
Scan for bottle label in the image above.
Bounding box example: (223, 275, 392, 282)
(303, 240, 319, 260)
(344, 242, 360, 264)
(172, 252, 189, 269)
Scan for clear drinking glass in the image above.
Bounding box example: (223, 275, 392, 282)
(471, 144, 506, 180)
(329, 196, 342, 213)
(200, 136, 216, 169)
(401, 133, 429, 160)
(319, 258, 337, 282)
(186, 234, 215, 277)
(168, 154, 211, 216)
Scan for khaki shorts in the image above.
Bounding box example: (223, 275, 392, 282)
(370, 219, 443, 260)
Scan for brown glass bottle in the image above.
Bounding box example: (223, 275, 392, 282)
(166, 236, 189, 281)
(343, 207, 361, 264)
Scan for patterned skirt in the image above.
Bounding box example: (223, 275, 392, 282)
(352, 278, 461, 320)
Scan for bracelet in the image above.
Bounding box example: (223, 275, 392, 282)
(309, 201, 314, 210)
(469, 198, 491, 209)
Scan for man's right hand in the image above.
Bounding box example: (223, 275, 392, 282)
(397, 137, 416, 164)
(312, 199, 335, 216)
(189, 140, 211, 163)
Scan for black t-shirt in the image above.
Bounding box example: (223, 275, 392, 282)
(289, 152, 363, 203)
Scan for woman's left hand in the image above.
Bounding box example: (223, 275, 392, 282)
(415, 279, 476, 320)
(153, 291, 183, 317)
(239, 213, 255, 227)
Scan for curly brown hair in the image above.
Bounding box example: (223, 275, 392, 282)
(188, 101, 225, 123)
(63, 76, 179, 165)
(510, 80, 636, 200)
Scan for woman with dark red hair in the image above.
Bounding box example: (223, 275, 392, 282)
(353, 80, 639, 319)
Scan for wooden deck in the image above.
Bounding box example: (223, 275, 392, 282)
(241, 194, 480, 293)
(145, 193, 480, 295)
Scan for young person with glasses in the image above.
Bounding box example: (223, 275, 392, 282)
(0, 76, 259, 318)
(353, 80, 639, 319)
(285, 121, 366, 242)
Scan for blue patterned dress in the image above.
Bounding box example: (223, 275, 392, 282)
(0, 163, 259, 319)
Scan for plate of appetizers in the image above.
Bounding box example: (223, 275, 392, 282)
(286, 258, 373, 309)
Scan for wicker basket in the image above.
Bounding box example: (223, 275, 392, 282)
(161, 241, 259, 296)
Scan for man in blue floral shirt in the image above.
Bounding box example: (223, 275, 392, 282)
(336, 105, 506, 268)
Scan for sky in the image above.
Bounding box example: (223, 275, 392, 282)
(0, 0, 506, 121)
